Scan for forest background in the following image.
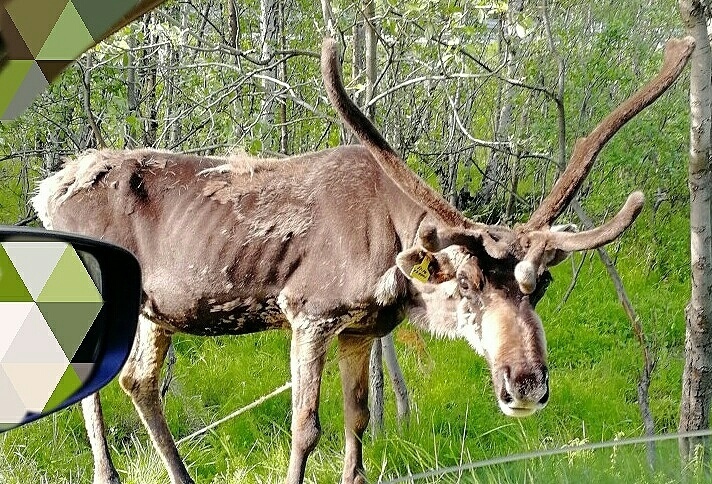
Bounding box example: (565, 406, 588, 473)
(0, 0, 703, 482)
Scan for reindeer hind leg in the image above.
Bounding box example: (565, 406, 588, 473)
(338, 333, 373, 484)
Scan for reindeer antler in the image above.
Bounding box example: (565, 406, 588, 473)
(535, 191, 644, 251)
(321, 38, 478, 229)
(524, 36, 695, 231)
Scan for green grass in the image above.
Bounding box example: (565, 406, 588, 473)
(0, 204, 698, 483)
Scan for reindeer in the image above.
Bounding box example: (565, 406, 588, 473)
(31, 37, 693, 484)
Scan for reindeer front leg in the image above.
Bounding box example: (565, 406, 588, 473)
(286, 318, 332, 484)
(338, 333, 373, 484)
(82, 393, 121, 484)
(119, 316, 193, 484)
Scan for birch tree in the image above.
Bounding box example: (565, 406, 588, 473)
(348, 0, 412, 432)
(259, 0, 279, 152)
(471, 0, 523, 218)
(678, 0, 712, 460)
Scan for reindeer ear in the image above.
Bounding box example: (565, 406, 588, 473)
(396, 247, 454, 284)
(396, 247, 436, 283)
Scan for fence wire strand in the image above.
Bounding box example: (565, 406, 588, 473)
(175, 382, 291, 445)
(166, 380, 711, 483)
(379, 429, 712, 483)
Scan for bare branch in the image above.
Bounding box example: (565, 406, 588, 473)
(79, 54, 107, 149)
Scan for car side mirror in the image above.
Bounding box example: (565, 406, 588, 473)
(0, 226, 141, 432)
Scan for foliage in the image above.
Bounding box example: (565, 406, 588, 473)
(0, 0, 696, 482)
(0, 202, 696, 481)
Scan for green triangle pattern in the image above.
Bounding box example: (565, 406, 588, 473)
(36, 302, 103, 359)
(0, 0, 151, 119)
(37, 245, 102, 303)
(2, 241, 67, 300)
(72, 0, 142, 40)
(42, 364, 81, 412)
(0, 60, 34, 118)
(0, 245, 32, 302)
(5, 0, 69, 56)
(36, 2, 95, 60)
(1, 61, 49, 120)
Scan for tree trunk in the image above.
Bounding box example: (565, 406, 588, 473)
(142, 14, 158, 147)
(473, 1, 522, 213)
(81, 53, 105, 149)
(227, 0, 238, 49)
(364, 0, 376, 121)
(258, 0, 278, 152)
(362, 0, 386, 434)
(369, 337, 384, 433)
(349, 4, 365, 145)
(168, 4, 187, 149)
(277, 0, 288, 154)
(125, 30, 139, 149)
(679, 0, 712, 461)
(382, 333, 410, 425)
(357, 0, 411, 432)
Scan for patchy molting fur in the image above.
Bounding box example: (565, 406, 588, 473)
(404, 246, 475, 340)
(373, 266, 408, 306)
(34, 149, 549, 421)
(197, 154, 316, 244)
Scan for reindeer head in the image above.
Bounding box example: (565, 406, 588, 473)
(321, 36, 694, 417)
(394, 190, 643, 416)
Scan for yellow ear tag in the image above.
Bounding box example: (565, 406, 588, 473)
(410, 254, 432, 283)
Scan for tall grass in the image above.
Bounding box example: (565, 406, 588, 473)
(0, 204, 695, 482)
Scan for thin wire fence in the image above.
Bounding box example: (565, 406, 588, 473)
(166, 380, 712, 483)
(379, 429, 712, 483)
(175, 382, 292, 445)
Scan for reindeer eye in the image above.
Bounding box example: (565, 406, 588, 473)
(458, 276, 470, 292)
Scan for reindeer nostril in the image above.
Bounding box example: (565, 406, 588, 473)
(498, 367, 514, 405)
(500, 388, 513, 404)
(538, 388, 550, 405)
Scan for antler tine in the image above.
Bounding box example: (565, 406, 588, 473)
(321, 38, 477, 229)
(542, 191, 644, 252)
(524, 36, 695, 230)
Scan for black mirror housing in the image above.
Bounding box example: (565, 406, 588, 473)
(0, 226, 141, 432)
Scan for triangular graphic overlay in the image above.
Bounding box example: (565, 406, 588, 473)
(37, 2, 94, 60)
(37, 302, 103, 359)
(42, 364, 82, 412)
(36, 60, 71, 83)
(5, 0, 69, 56)
(0, 302, 35, 359)
(0, 9, 33, 60)
(0, 367, 27, 424)
(37, 245, 102, 303)
(71, 0, 141, 40)
(0, 244, 32, 302)
(3, 241, 67, 300)
(1, 304, 69, 364)
(71, 362, 94, 382)
(2, 362, 70, 412)
(0, 61, 49, 119)
(0, 60, 35, 120)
